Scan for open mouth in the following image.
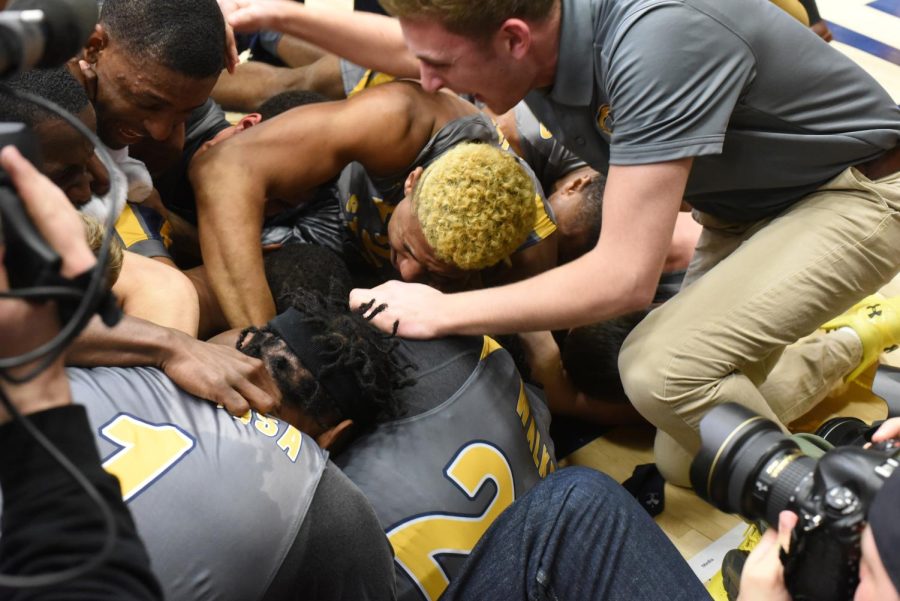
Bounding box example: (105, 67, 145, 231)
(118, 126, 145, 143)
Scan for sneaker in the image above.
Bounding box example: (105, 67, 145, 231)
(822, 294, 900, 383)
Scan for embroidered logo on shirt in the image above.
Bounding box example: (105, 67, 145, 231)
(596, 104, 612, 134)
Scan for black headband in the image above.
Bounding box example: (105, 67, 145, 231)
(870, 468, 900, 594)
(268, 308, 364, 419)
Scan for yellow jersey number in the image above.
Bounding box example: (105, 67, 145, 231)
(387, 441, 515, 601)
(100, 414, 196, 502)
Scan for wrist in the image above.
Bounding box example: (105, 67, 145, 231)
(156, 326, 186, 371)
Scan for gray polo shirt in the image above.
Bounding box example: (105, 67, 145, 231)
(525, 0, 900, 222)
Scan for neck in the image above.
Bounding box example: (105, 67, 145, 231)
(529, 0, 562, 89)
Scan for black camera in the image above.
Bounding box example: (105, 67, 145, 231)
(691, 403, 900, 601)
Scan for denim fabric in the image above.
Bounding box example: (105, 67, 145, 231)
(443, 467, 711, 601)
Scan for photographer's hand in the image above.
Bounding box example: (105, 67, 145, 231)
(0, 146, 96, 422)
(737, 511, 798, 601)
(871, 417, 900, 443)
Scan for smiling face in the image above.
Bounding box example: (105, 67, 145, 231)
(85, 31, 218, 149)
(400, 17, 535, 114)
(33, 107, 98, 207)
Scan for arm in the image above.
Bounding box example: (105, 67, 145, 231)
(519, 331, 645, 425)
(191, 83, 436, 327)
(351, 159, 691, 337)
(222, 0, 419, 79)
(69, 316, 280, 417)
(0, 147, 162, 599)
(488, 232, 558, 286)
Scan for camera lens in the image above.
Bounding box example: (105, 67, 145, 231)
(691, 403, 810, 523)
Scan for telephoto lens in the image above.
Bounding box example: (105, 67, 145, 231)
(690, 403, 816, 527)
(691, 403, 900, 601)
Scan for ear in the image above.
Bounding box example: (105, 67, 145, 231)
(498, 18, 532, 60)
(404, 166, 424, 196)
(568, 173, 594, 192)
(236, 113, 263, 131)
(83, 24, 108, 64)
(315, 419, 354, 451)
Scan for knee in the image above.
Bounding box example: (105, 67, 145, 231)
(540, 467, 634, 512)
(618, 322, 674, 415)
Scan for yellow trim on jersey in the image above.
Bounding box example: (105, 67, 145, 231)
(532, 193, 557, 240)
(114, 203, 153, 249)
(348, 69, 397, 98)
(769, 0, 809, 25)
(480, 336, 504, 360)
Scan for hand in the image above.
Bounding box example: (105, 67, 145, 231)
(737, 511, 797, 601)
(810, 21, 833, 43)
(349, 280, 447, 339)
(159, 331, 282, 417)
(0, 146, 97, 422)
(222, 0, 294, 33)
(216, 0, 248, 72)
(871, 417, 900, 443)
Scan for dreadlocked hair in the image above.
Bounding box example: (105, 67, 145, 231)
(240, 289, 412, 430)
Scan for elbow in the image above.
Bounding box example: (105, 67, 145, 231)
(619, 273, 658, 314)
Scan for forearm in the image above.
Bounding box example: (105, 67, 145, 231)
(193, 155, 275, 328)
(265, 3, 418, 79)
(68, 316, 177, 368)
(0, 406, 162, 600)
(436, 250, 654, 336)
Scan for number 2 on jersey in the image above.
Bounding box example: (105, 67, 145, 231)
(101, 414, 196, 502)
(387, 442, 515, 601)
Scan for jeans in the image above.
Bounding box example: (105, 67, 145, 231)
(443, 467, 711, 601)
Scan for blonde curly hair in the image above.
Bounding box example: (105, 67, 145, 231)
(80, 214, 124, 288)
(413, 143, 535, 271)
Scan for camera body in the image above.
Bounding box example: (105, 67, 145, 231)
(691, 403, 900, 601)
(0, 121, 63, 290)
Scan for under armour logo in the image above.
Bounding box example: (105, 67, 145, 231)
(885, 345, 899, 353)
(644, 493, 661, 508)
(868, 304, 883, 319)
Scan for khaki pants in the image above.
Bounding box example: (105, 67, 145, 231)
(619, 167, 900, 486)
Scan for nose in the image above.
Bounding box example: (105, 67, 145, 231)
(418, 64, 445, 93)
(143, 115, 176, 142)
(67, 177, 93, 206)
(396, 255, 425, 282)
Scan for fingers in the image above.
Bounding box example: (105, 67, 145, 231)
(0, 146, 95, 278)
(349, 287, 375, 312)
(776, 511, 797, 553)
(224, 23, 239, 74)
(872, 417, 900, 442)
(0, 246, 7, 292)
(233, 376, 279, 415)
(215, 386, 251, 417)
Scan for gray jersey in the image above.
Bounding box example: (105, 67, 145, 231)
(67, 366, 328, 601)
(526, 0, 900, 221)
(511, 101, 589, 193)
(336, 336, 556, 601)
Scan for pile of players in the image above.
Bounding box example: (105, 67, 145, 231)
(1, 0, 899, 599)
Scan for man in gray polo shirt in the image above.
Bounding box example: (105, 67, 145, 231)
(225, 0, 900, 484)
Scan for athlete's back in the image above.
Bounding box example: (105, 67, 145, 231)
(336, 336, 556, 601)
(66, 366, 394, 601)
